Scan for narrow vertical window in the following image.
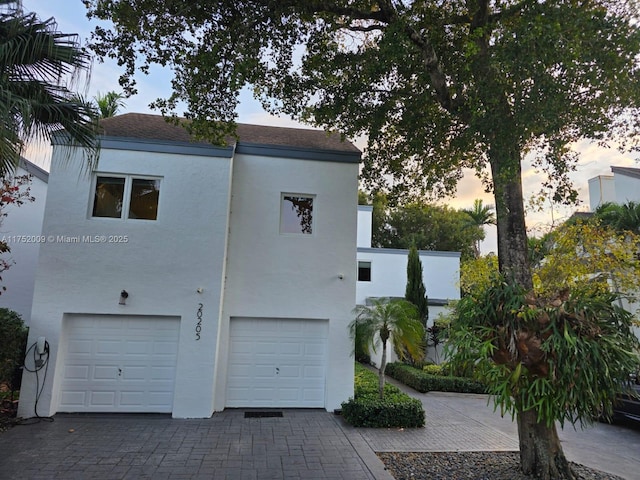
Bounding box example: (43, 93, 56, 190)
(280, 195, 314, 234)
(92, 176, 125, 218)
(358, 261, 372, 282)
(129, 178, 160, 220)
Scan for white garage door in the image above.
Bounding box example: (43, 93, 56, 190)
(58, 315, 180, 413)
(227, 318, 328, 408)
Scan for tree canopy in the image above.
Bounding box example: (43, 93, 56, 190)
(94, 90, 126, 119)
(1, 0, 98, 176)
(85, 1, 640, 477)
(361, 192, 484, 260)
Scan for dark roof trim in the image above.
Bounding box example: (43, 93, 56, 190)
(612, 166, 640, 180)
(19, 157, 49, 183)
(235, 142, 361, 163)
(357, 247, 461, 258)
(428, 298, 453, 306)
(99, 136, 234, 158)
(53, 133, 361, 164)
(364, 296, 454, 306)
(358, 205, 374, 211)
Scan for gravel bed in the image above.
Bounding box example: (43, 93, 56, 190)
(378, 452, 625, 480)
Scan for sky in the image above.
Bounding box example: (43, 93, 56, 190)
(21, 0, 640, 254)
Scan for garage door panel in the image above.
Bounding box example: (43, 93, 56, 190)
(90, 391, 116, 406)
(227, 318, 327, 408)
(67, 339, 92, 354)
(304, 343, 326, 356)
(254, 365, 276, 378)
(151, 366, 176, 381)
(303, 366, 324, 378)
(280, 342, 302, 355)
(58, 315, 180, 413)
(60, 391, 85, 407)
(64, 365, 89, 380)
(93, 365, 119, 380)
(279, 365, 300, 377)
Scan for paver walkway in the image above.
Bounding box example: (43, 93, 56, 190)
(1, 381, 639, 479)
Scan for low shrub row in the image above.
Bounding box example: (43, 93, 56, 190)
(385, 362, 487, 394)
(341, 364, 425, 428)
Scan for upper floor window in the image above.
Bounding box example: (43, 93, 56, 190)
(92, 175, 161, 220)
(358, 261, 372, 282)
(280, 194, 314, 234)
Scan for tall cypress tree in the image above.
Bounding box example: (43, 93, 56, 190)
(405, 245, 428, 327)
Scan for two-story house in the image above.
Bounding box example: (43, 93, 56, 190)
(18, 113, 360, 419)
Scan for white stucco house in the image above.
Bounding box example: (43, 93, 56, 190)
(18, 113, 360, 419)
(355, 205, 461, 364)
(0, 158, 48, 321)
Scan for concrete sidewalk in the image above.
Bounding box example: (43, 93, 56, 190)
(0, 386, 638, 479)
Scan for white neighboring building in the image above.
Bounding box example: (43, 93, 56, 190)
(0, 159, 48, 321)
(19, 113, 359, 419)
(588, 166, 640, 211)
(355, 205, 461, 364)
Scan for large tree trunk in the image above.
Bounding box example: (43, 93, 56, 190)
(490, 148, 575, 479)
(518, 410, 574, 480)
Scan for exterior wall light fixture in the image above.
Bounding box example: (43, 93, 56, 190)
(119, 290, 129, 305)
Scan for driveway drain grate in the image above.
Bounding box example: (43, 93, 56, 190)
(244, 411, 283, 418)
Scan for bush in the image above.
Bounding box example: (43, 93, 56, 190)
(342, 363, 425, 428)
(422, 364, 445, 376)
(341, 395, 425, 428)
(386, 362, 487, 394)
(0, 309, 28, 390)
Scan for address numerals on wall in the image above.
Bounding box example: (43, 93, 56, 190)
(195, 303, 203, 340)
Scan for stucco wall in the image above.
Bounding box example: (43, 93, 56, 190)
(19, 144, 233, 419)
(356, 248, 460, 367)
(0, 163, 48, 322)
(588, 175, 615, 212)
(614, 173, 640, 206)
(357, 205, 373, 248)
(356, 248, 460, 304)
(216, 152, 358, 411)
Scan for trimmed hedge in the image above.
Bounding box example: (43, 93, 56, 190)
(385, 362, 487, 394)
(341, 364, 425, 428)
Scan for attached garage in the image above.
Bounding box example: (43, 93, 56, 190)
(226, 318, 328, 408)
(58, 315, 180, 413)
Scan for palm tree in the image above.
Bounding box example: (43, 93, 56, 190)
(462, 199, 496, 258)
(94, 91, 126, 118)
(0, 1, 98, 176)
(349, 298, 424, 398)
(594, 201, 640, 234)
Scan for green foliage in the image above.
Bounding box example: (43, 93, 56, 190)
(0, 0, 99, 175)
(462, 199, 496, 258)
(594, 201, 640, 235)
(447, 277, 640, 428)
(94, 91, 126, 118)
(353, 320, 371, 365)
(0, 308, 28, 389)
(386, 362, 487, 394)
(422, 364, 445, 376)
(459, 254, 499, 297)
(373, 201, 482, 261)
(350, 298, 425, 398)
(405, 244, 429, 325)
(350, 298, 425, 366)
(341, 364, 425, 428)
(532, 221, 640, 302)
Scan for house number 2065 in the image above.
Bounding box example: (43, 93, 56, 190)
(195, 303, 203, 340)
